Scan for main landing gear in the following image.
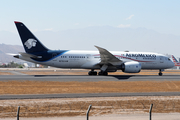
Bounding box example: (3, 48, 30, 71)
(98, 71, 108, 76)
(88, 70, 108, 76)
(158, 69, 164, 76)
(88, 69, 97, 75)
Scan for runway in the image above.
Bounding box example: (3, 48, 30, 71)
(0, 75, 180, 82)
(1, 92, 180, 100)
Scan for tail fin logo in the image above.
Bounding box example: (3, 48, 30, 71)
(24, 39, 37, 49)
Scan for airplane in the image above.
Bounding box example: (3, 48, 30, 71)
(171, 55, 180, 66)
(13, 21, 175, 76)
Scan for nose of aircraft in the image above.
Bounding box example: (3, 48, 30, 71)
(169, 60, 175, 68)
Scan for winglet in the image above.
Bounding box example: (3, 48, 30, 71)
(14, 21, 22, 24)
(94, 45, 103, 51)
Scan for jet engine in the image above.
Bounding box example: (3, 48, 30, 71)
(121, 61, 141, 73)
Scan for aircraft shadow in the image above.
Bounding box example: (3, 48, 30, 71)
(33, 75, 135, 80)
(109, 75, 134, 80)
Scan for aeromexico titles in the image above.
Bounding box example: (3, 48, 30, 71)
(14, 21, 175, 76)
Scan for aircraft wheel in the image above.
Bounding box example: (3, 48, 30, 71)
(93, 71, 97, 75)
(98, 71, 103, 75)
(98, 71, 108, 76)
(88, 71, 92, 75)
(158, 72, 163, 76)
(103, 72, 108, 76)
(88, 71, 97, 75)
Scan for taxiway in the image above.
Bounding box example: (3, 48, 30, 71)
(0, 75, 180, 82)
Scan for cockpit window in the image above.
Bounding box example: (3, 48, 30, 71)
(168, 58, 170, 61)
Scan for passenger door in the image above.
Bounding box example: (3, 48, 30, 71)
(160, 56, 164, 63)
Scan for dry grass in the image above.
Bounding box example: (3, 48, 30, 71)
(0, 72, 13, 75)
(0, 80, 180, 94)
(0, 96, 180, 117)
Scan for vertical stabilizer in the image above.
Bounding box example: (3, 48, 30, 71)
(14, 21, 49, 54)
(172, 55, 179, 63)
(172, 55, 180, 66)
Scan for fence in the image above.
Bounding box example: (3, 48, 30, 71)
(0, 98, 180, 118)
(9, 104, 156, 120)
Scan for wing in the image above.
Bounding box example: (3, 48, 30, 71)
(95, 46, 122, 64)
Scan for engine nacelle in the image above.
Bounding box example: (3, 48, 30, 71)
(121, 61, 141, 73)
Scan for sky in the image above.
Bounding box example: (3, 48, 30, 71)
(1, 0, 180, 35)
(0, 0, 180, 56)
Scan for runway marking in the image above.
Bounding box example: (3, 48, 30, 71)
(164, 81, 180, 90)
(9, 71, 27, 75)
(165, 82, 171, 89)
(171, 81, 179, 89)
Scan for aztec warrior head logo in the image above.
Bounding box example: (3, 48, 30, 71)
(24, 39, 37, 49)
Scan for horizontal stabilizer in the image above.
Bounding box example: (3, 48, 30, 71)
(19, 52, 42, 59)
(6, 53, 18, 56)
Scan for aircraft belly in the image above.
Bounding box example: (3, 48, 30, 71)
(81, 60, 100, 69)
(68, 59, 86, 68)
(141, 62, 159, 69)
(141, 62, 170, 69)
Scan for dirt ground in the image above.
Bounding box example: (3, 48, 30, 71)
(0, 80, 180, 94)
(2, 113, 180, 120)
(1, 96, 180, 118)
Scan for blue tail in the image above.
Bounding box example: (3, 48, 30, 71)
(14, 21, 49, 54)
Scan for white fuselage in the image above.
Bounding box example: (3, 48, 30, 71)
(18, 50, 174, 71)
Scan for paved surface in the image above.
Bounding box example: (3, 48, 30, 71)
(8, 71, 27, 75)
(0, 75, 180, 82)
(0, 92, 180, 100)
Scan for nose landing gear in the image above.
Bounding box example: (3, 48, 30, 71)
(159, 72, 163, 76)
(158, 69, 164, 76)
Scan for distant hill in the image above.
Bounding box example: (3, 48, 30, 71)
(0, 44, 24, 63)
